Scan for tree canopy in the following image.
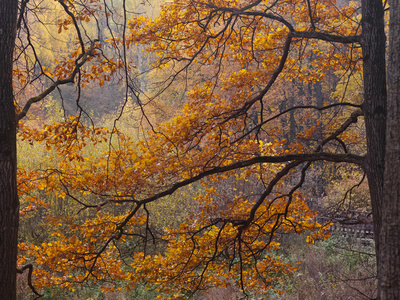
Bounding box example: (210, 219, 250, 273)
(1, 0, 399, 299)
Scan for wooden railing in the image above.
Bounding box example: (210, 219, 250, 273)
(316, 211, 374, 239)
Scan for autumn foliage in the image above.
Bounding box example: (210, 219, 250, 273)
(15, 0, 370, 298)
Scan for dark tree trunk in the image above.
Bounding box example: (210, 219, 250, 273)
(379, 0, 400, 298)
(0, 0, 19, 299)
(360, 0, 387, 273)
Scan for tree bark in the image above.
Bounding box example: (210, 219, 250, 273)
(360, 0, 387, 275)
(0, 0, 19, 299)
(379, 0, 400, 298)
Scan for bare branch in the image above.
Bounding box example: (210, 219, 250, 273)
(17, 40, 98, 120)
(57, 0, 85, 52)
(235, 103, 362, 142)
(290, 30, 361, 44)
(306, 0, 316, 30)
(17, 264, 43, 298)
(17, 0, 29, 30)
(225, 33, 293, 121)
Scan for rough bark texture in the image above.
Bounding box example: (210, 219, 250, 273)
(379, 0, 400, 298)
(0, 0, 19, 299)
(361, 0, 387, 268)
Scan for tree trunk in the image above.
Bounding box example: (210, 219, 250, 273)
(360, 0, 387, 276)
(0, 0, 19, 299)
(379, 0, 400, 298)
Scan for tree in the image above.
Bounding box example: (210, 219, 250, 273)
(0, 1, 19, 299)
(1, 0, 114, 298)
(1, 0, 399, 299)
(380, 0, 400, 298)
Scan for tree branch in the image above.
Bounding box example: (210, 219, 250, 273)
(17, 40, 98, 120)
(205, 2, 360, 44)
(235, 103, 362, 142)
(224, 33, 293, 122)
(17, 0, 29, 30)
(290, 30, 361, 44)
(112, 152, 363, 208)
(17, 264, 43, 298)
(236, 109, 364, 229)
(57, 0, 85, 52)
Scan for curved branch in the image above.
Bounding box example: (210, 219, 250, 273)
(97, 108, 362, 220)
(237, 109, 364, 229)
(236, 103, 362, 142)
(236, 10, 360, 43)
(207, 2, 360, 44)
(322, 109, 363, 146)
(57, 0, 85, 52)
(207, 3, 295, 31)
(17, 264, 43, 298)
(225, 33, 293, 122)
(17, 40, 98, 120)
(114, 152, 363, 207)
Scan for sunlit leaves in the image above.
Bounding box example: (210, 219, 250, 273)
(15, 0, 364, 297)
